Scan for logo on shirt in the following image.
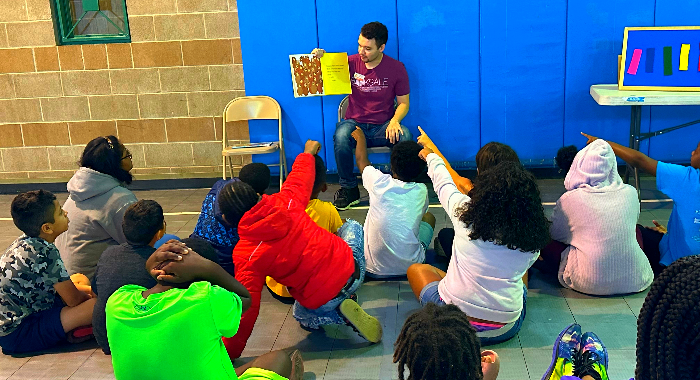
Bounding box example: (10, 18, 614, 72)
(352, 73, 389, 93)
(134, 304, 151, 312)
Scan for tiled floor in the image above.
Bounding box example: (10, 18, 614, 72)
(0, 177, 670, 380)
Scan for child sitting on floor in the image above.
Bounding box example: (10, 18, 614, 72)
(416, 127, 520, 259)
(190, 162, 270, 276)
(408, 153, 550, 345)
(106, 237, 303, 380)
(220, 140, 382, 359)
(92, 199, 192, 354)
(0, 190, 95, 354)
(394, 303, 500, 380)
(352, 127, 435, 277)
(539, 140, 653, 296)
(190, 163, 292, 299)
(306, 154, 343, 234)
(582, 132, 700, 275)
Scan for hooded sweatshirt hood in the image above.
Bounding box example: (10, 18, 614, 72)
(237, 195, 291, 242)
(564, 140, 624, 192)
(68, 167, 123, 202)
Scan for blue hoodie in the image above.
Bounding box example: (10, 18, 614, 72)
(190, 178, 240, 276)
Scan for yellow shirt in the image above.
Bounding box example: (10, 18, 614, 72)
(305, 199, 343, 234)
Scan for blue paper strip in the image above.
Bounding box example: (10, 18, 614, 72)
(645, 47, 655, 73)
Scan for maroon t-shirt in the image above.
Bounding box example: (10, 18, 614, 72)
(345, 54, 410, 125)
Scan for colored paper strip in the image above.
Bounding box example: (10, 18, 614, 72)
(680, 44, 690, 71)
(664, 46, 673, 76)
(645, 48, 655, 73)
(627, 48, 642, 75)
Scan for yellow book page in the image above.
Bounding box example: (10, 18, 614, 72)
(320, 53, 351, 95)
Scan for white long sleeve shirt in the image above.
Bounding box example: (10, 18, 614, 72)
(427, 154, 538, 323)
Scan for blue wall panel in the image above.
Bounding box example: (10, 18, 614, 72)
(237, 0, 324, 172)
(563, 0, 654, 154)
(238, 0, 699, 171)
(397, 1, 481, 166)
(315, 0, 398, 173)
(648, 0, 700, 163)
(480, 0, 567, 162)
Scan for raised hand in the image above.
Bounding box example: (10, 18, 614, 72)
(304, 140, 322, 155)
(351, 126, 366, 145)
(647, 220, 667, 234)
(418, 147, 434, 161)
(416, 126, 435, 149)
(581, 132, 599, 145)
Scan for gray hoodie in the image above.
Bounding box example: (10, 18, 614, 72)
(55, 167, 137, 279)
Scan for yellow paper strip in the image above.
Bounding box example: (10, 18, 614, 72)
(680, 44, 690, 71)
(320, 53, 352, 95)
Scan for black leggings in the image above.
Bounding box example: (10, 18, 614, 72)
(637, 224, 666, 276)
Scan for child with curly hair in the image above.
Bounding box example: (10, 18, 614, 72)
(407, 149, 550, 345)
(416, 127, 520, 260)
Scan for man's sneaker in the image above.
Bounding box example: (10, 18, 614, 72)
(575, 332, 608, 380)
(334, 186, 360, 210)
(541, 323, 581, 380)
(338, 298, 382, 343)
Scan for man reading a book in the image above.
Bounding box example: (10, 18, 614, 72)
(312, 21, 411, 210)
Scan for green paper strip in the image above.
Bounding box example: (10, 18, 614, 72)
(664, 46, 673, 76)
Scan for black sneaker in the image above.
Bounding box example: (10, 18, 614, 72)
(334, 186, 360, 210)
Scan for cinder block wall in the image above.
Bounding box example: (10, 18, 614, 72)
(0, 0, 250, 182)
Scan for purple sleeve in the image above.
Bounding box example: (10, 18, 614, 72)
(395, 62, 410, 96)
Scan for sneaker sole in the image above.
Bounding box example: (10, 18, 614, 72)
(335, 198, 360, 211)
(338, 299, 382, 343)
(289, 349, 304, 380)
(541, 323, 578, 380)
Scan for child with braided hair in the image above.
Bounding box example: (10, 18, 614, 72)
(635, 255, 700, 379)
(394, 303, 500, 380)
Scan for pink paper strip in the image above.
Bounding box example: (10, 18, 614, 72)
(627, 49, 643, 75)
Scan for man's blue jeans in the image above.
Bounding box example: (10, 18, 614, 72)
(333, 119, 413, 189)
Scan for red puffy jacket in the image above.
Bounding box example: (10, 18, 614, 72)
(223, 153, 355, 358)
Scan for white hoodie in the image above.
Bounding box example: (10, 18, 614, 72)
(550, 140, 653, 295)
(55, 167, 137, 279)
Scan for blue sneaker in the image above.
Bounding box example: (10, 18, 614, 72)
(576, 332, 608, 380)
(541, 323, 581, 380)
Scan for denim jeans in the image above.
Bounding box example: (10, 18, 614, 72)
(293, 220, 365, 328)
(333, 119, 413, 188)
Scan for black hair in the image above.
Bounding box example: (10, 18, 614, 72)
(11, 190, 57, 237)
(180, 237, 219, 265)
(239, 163, 271, 195)
(394, 303, 483, 380)
(475, 142, 519, 172)
(218, 181, 259, 227)
(556, 145, 578, 173)
(312, 154, 327, 196)
(361, 21, 388, 48)
(122, 200, 164, 245)
(635, 256, 700, 380)
(457, 161, 550, 253)
(80, 135, 133, 184)
(391, 141, 427, 182)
